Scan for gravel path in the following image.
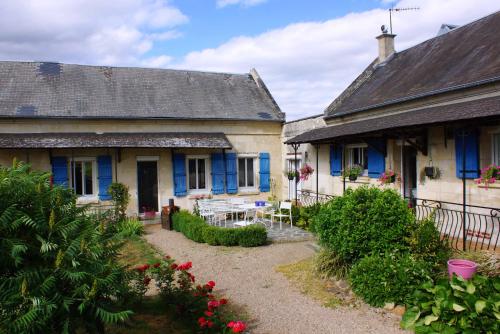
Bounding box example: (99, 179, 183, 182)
(145, 225, 406, 334)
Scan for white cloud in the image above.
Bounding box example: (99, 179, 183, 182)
(0, 0, 187, 66)
(175, 0, 499, 120)
(216, 0, 268, 9)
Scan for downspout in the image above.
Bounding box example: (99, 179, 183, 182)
(461, 129, 467, 251)
(401, 136, 405, 198)
(342, 143, 346, 194)
(316, 144, 319, 203)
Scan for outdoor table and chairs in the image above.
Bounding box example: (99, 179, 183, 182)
(196, 198, 290, 229)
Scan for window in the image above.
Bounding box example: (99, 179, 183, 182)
(71, 159, 96, 196)
(347, 145, 368, 175)
(188, 157, 207, 191)
(493, 133, 500, 165)
(238, 157, 255, 189)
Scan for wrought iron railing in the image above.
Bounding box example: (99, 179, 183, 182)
(409, 197, 499, 251)
(297, 190, 335, 206)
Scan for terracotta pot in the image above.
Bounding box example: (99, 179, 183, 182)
(448, 259, 477, 280)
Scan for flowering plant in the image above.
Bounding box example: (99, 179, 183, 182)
(475, 164, 500, 188)
(299, 164, 315, 181)
(378, 170, 397, 185)
(131, 255, 247, 333)
(342, 164, 363, 180)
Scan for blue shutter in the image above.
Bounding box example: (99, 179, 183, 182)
(173, 154, 187, 196)
(97, 155, 113, 200)
(455, 129, 479, 179)
(51, 157, 68, 187)
(211, 153, 225, 195)
(329, 145, 342, 176)
(259, 152, 270, 192)
(367, 139, 386, 178)
(225, 153, 238, 194)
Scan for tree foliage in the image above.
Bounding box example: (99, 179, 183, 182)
(0, 162, 131, 333)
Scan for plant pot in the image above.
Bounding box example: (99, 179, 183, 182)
(349, 175, 358, 182)
(288, 175, 294, 180)
(447, 259, 477, 280)
(425, 167, 437, 178)
(144, 211, 156, 219)
(389, 174, 396, 183)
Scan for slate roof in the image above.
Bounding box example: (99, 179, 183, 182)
(0, 132, 232, 149)
(0, 62, 283, 121)
(325, 11, 500, 118)
(287, 96, 500, 144)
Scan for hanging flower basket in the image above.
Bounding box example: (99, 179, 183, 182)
(299, 164, 315, 181)
(378, 170, 397, 185)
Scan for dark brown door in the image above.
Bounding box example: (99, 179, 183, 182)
(137, 161, 158, 213)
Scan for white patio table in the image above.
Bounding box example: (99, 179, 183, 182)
(233, 202, 273, 227)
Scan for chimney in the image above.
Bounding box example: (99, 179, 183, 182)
(376, 33, 396, 63)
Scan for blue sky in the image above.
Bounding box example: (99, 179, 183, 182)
(151, 0, 388, 59)
(0, 0, 498, 119)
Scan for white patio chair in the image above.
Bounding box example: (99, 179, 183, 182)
(270, 201, 293, 230)
(229, 198, 247, 221)
(233, 208, 257, 227)
(213, 204, 231, 228)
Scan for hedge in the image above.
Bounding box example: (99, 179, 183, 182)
(172, 210, 267, 247)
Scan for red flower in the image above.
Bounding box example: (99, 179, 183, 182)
(219, 298, 228, 305)
(153, 262, 161, 268)
(170, 263, 178, 270)
(204, 310, 214, 317)
(143, 276, 151, 285)
(208, 300, 220, 309)
(227, 321, 246, 333)
(198, 317, 207, 328)
(207, 320, 214, 328)
(177, 261, 192, 271)
(135, 264, 150, 272)
(188, 272, 195, 282)
(207, 280, 215, 288)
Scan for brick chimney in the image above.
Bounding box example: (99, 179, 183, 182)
(376, 33, 396, 63)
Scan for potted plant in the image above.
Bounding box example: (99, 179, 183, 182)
(299, 163, 314, 181)
(378, 170, 397, 184)
(343, 164, 363, 182)
(424, 166, 440, 179)
(475, 164, 500, 188)
(285, 170, 299, 181)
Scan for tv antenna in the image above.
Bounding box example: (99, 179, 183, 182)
(388, 6, 420, 34)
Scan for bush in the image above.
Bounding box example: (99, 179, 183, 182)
(116, 218, 145, 237)
(314, 248, 350, 279)
(401, 275, 500, 333)
(314, 186, 415, 266)
(172, 210, 267, 247)
(109, 182, 130, 222)
(349, 252, 433, 307)
(0, 162, 131, 333)
(294, 202, 323, 231)
(408, 217, 450, 273)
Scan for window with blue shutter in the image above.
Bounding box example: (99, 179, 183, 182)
(211, 153, 225, 194)
(225, 153, 238, 194)
(259, 152, 270, 192)
(51, 157, 68, 186)
(97, 155, 113, 200)
(367, 139, 386, 178)
(330, 145, 342, 176)
(173, 154, 187, 196)
(455, 129, 479, 179)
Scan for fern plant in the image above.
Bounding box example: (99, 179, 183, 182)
(0, 162, 132, 333)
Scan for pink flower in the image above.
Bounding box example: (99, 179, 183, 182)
(204, 310, 214, 317)
(153, 262, 161, 268)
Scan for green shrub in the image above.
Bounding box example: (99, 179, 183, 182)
(401, 275, 500, 333)
(408, 217, 450, 273)
(215, 228, 240, 246)
(293, 202, 323, 231)
(116, 218, 145, 237)
(314, 186, 415, 266)
(237, 225, 267, 247)
(349, 252, 433, 307)
(0, 162, 131, 333)
(202, 226, 219, 246)
(109, 182, 131, 222)
(314, 248, 350, 279)
(172, 211, 267, 247)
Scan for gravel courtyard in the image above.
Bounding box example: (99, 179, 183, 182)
(144, 224, 406, 334)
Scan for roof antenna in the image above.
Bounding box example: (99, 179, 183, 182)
(389, 6, 420, 34)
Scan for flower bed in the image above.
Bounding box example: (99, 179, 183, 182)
(172, 210, 267, 247)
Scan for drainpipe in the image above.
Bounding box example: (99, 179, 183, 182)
(461, 129, 467, 251)
(401, 137, 405, 199)
(316, 144, 319, 203)
(342, 144, 346, 194)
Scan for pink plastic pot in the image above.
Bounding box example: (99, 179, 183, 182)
(447, 259, 478, 280)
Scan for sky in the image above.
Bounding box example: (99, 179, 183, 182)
(0, 0, 498, 120)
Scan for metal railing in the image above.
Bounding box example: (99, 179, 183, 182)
(297, 190, 336, 206)
(409, 197, 499, 251)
